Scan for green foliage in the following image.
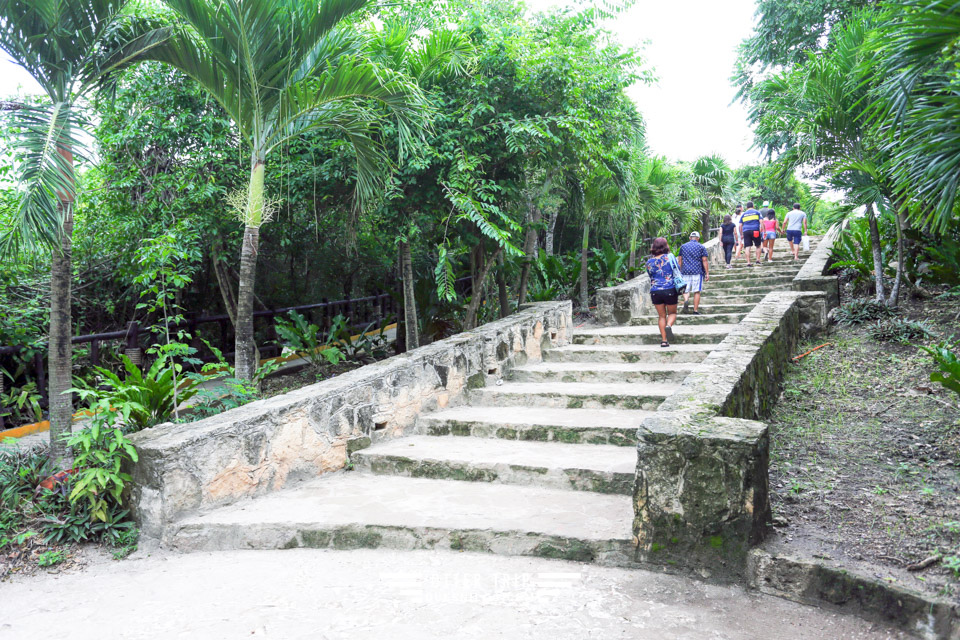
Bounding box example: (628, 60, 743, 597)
(72, 355, 198, 431)
(66, 404, 139, 522)
(920, 340, 960, 398)
(37, 549, 65, 566)
(589, 241, 629, 288)
(528, 249, 578, 301)
(0, 380, 43, 426)
(832, 219, 885, 285)
(275, 311, 345, 369)
(867, 319, 931, 344)
(184, 341, 279, 420)
(834, 299, 895, 326)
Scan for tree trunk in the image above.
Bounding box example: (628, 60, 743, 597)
(234, 159, 265, 381)
(545, 209, 558, 256)
(212, 240, 238, 328)
(516, 205, 541, 307)
(48, 203, 74, 468)
(887, 209, 906, 308)
(496, 253, 509, 318)
(579, 221, 590, 311)
(463, 246, 503, 330)
(400, 240, 419, 350)
(628, 216, 638, 276)
(866, 203, 886, 304)
(701, 208, 711, 240)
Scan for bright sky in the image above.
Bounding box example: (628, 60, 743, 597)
(0, 0, 763, 167)
(526, 0, 762, 167)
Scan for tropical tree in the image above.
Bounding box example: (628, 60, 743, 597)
(151, 0, 423, 380)
(0, 0, 169, 465)
(628, 156, 693, 270)
(688, 154, 736, 240)
(872, 0, 960, 235)
(579, 171, 625, 310)
(746, 15, 901, 304)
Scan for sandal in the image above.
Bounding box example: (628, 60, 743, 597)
(660, 341, 670, 348)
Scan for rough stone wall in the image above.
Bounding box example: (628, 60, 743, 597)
(127, 301, 572, 539)
(793, 225, 841, 311)
(633, 291, 828, 581)
(597, 237, 725, 325)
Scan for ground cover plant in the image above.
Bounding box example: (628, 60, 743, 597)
(768, 290, 960, 602)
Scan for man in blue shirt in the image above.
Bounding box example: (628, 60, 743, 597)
(677, 231, 710, 314)
(739, 200, 763, 266)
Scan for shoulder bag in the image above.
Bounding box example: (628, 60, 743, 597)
(667, 253, 688, 294)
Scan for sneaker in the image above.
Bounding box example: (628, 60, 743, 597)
(691, 310, 702, 316)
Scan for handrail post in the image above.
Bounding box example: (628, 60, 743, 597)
(125, 321, 142, 367)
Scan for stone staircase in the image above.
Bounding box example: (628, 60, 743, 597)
(166, 240, 816, 566)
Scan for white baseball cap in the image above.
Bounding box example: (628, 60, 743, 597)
(689, 231, 701, 239)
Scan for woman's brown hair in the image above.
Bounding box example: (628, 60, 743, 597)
(650, 237, 670, 256)
(723, 214, 732, 223)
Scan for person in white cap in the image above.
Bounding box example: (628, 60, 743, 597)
(676, 231, 709, 314)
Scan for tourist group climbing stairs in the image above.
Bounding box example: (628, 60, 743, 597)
(167, 239, 817, 563)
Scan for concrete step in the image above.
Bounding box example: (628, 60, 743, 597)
(507, 361, 699, 384)
(682, 303, 757, 315)
(470, 381, 678, 410)
(708, 273, 797, 285)
(630, 313, 746, 326)
(166, 474, 634, 565)
(416, 406, 650, 446)
(544, 343, 717, 364)
(690, 294, 769, 305)
(572, 325, 737, 346)
(705, 283, 792, 294)
(351, 436, 635, 495)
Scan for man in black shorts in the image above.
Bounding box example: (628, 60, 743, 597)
(739, 201, 763, 266)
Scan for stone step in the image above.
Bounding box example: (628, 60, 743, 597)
(708, 273, 797, 284)
(692, 293, 769, 305)
(685, 303, 758, 315)
(469, 381, 678, 410)
(507, 361, 698, 384)
(416, 406, 650, 446)
(705, 283, 792, 294)
(544, 343, 717, 364)
(165, 474, 634, 565)
(351, 436, 635, 495)
(572, 325, 737, 346)
(630, 313, 746, 326)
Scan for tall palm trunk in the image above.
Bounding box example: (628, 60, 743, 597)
(866, 202, 886, 304)
(516, 204, 541, 306)
(48, 202, 73, 467)
(628, 217, 638, 276)
(579, 221, 590, 311)
(400, 240, 419, 350)
(701, 208, 711, 240)
(887, 209, 906, 308)
(544, 210, 557, 255)
(235, 159, 265, 381)
(496, 253, 509, 318)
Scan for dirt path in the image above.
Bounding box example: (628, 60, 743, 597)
(767, 292, 960, 603)
(0, 548, 905, 639)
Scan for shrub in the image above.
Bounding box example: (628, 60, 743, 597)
(868, 319, 931, 343)
(834, 299, 895, 325)
(920, 340, 960, 398)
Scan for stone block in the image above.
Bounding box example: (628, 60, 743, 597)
(633, 412, 771, 581)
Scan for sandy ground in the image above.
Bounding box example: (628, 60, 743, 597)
(1, 547, 906, 640)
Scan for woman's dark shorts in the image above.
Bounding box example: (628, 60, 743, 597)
(650, 289, 679, 306)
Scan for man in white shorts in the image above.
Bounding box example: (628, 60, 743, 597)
(677, 231, 710, 314)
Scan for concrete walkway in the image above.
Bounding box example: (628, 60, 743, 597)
(0, 548, 905, 639)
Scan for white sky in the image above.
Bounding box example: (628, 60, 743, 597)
(525, 0, 762, 167)
(0, 0, 763, 167)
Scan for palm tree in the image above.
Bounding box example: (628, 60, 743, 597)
(151, 0, 423, 380)
(579, 172, 624, 310)
(0, 0, 169, 466)
(873, 0, 960, 235)
(628, 156, 693, 271)
(748, 14, 898, 304)
(689, 155, 736, 240)
(366, 21, 473, 350)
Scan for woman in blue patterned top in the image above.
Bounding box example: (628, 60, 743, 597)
(646, 237, 678, 347)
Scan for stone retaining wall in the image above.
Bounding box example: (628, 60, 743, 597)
(127, 301, 572, 539)
(597, 237, 725, 325)
(633, 291, 828, 581)
(792, 225, 841, 312)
